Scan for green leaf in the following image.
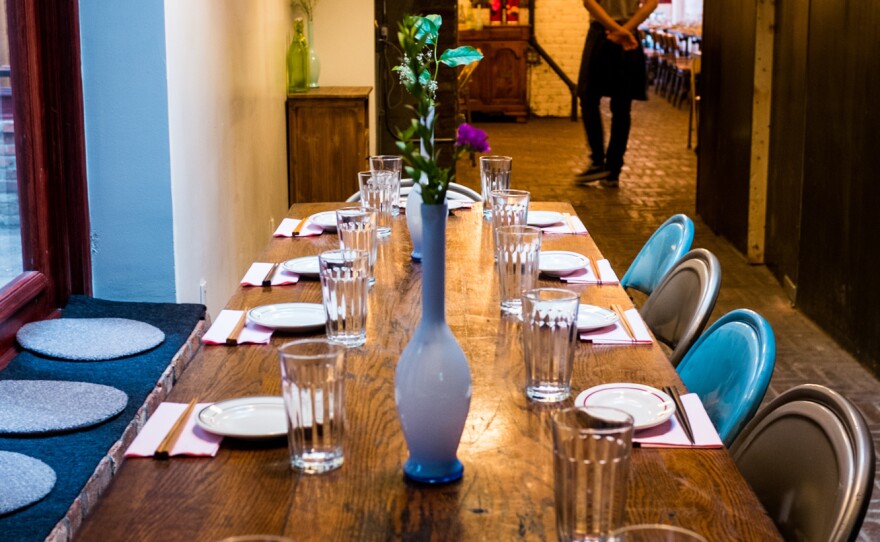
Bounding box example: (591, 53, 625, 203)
(439, 46, 483, 67)
(414, 16, 439, 44)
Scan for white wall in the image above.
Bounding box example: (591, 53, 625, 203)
(166, 0, 375, 318)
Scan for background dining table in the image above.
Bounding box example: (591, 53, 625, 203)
(74, 202, 781, 541)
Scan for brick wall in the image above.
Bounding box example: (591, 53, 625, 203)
(529, 0, 589, 117)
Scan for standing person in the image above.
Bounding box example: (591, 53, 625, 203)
(575, 0, 658, 186)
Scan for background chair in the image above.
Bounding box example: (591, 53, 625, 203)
(620, 214, 694, 296)
(346, 180, 480, 203)
(676, 308, 776, 446)
(639, 248, 721, 367)
(730, 384, 875, 542)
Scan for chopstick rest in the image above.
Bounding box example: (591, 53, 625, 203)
(154, 399, 198, 459)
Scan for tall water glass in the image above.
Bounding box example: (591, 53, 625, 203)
(336, 206, 378, 285)
(279, 339, 347, 474)
(495, 225, 541, 316)
(480, 155, 512, 220)
(521, 288, 579, 402)
(491, 189, 530, 259)
(369, 156, 402, 216)
(358, 170, 395, 237)
(552, 407, 634, 542)
(318, 249, 370, 347)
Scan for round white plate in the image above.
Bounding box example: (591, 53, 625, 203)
(195, 396, 287, 440)
(527, 211, 564, 227)
(282, 256, 320, 278)
(574, 383, 675, 430)
(577, 305, 619, 332)
(247, 303, 326, 332)
(448, 200, 466, 210)
(309, 211, 337, 231)
(539, 251, 589, 277)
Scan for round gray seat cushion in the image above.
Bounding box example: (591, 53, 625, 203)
(0, 380, 128, 435)
(16, 317, 165, 360)
(0, 451, 56, 515)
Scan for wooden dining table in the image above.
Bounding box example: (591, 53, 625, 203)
(75, 202, 781, 541)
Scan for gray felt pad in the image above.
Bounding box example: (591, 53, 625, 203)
(16, 317, 164, 360)
(0, 451, 56, 515)
(0, 380, 128, 435)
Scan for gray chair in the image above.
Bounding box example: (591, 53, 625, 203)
(346, 180, 480, 203)
(730, 384, 875, 542)
(639, 248, 721, 367)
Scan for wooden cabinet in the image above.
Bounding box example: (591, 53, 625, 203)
(459, 26, 530, 122)
(286, 87, 371, 205)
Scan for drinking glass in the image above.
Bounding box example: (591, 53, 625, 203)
(521, 288, 579, 402)
(610, 524, 709, 542)
(318, 249, 370, 347)
(552, 407, 634, 542)
(495, 225, 541, 316)
(480, 155, 512, 220)
(491, 189, 530, 259)
(335, 206, 378, 284)
(369, 155, 402, 216)
(279, 339, 346, 474)
(358, 170, 395, 237)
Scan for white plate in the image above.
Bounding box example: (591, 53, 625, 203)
(282, 256, 320, 278)
(574, 383, 675, 430)
(247, 303, 326, 332)
(309, 211, 337, 231)
(527, 211, 564, 227)
(195, 396, 287, 440)
(539, 251, 589, 277)
(447, 200, 466, 210)
(577, 305, 619, 331)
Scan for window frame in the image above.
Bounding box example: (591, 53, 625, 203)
(0, 0, 90, 368)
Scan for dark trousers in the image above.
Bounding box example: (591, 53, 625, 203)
(581, 92, 632, 174)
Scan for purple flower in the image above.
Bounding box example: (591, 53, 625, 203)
(455, 123, 491, 154)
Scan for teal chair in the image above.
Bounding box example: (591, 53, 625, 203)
(620, 214, 694, 296)
(676, 309, 776, 446)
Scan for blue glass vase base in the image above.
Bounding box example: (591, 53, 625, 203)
(411, 251, 422, 262)
(403, 458, 464, 484)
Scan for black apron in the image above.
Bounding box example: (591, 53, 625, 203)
(577, 22, 648, 101)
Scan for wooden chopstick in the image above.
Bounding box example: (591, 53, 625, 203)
(226, 308, 248, 345)
(291, 217, 307, 236)
(154, 398, 198, 460)
(563, 212, 577, 233)
(589, 256, 602, 282)
(261, 262, 279, 287)
(664, 386, 696, 445)
(611, 303, 636, 340)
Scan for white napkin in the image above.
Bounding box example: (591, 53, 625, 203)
(634, 393, 723, 448)
(201, 309, 273, 345)
(273, 217, 324, 237)
(240, 262, 299, 287)
(541, 215, 588, 235)
(580, 308, 652, 344)
(560, 258, 620, 285)
(124, 402, 223, 457)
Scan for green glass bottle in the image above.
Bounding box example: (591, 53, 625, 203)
(287, 18, 309, 94)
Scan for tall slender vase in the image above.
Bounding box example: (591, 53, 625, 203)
(306, 19, 321, 88)
(395, 203, 472, 484)
(405, 106, 435, 262)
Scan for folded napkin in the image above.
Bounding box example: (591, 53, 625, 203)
(580, 308, 653, 345)
(273, 217, 324, 238)
(240, 262, 299, 287)
(124, 402, 222, 457)
(560, 258, 620, 285)
(634, 393, 723, 448)
(541, 215, 588, 235)
(201, 309, 273, 345)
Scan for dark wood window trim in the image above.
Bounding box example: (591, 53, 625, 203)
(0, 0, 90, 369)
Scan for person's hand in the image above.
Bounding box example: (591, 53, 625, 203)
(606, 28, 639, 51)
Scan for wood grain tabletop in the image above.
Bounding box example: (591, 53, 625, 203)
(74, 202, 781, 542)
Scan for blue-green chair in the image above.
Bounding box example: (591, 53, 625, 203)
(676, 309, 776, 446)
(620, 214, 694, 296)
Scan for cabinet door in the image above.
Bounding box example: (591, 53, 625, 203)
(486, 40, 527, 105)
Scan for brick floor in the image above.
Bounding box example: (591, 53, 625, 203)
(458, 98, 880, 540)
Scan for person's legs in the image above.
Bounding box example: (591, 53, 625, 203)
(577, 91, 609, 181)
(605, 96, 633, 180)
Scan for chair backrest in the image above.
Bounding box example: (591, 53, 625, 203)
(639, 248, 721, 367)
(620, 214, 694, 296)
(730, 384, 875, 542)
(345, 180, 479, 203)
(676, 308, 775, 446)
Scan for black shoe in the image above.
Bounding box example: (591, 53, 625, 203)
(575, 166, 610, 183)
(601, 172, 620, 188)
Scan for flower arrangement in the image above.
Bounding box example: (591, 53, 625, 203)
(393, 15, 487, 205)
